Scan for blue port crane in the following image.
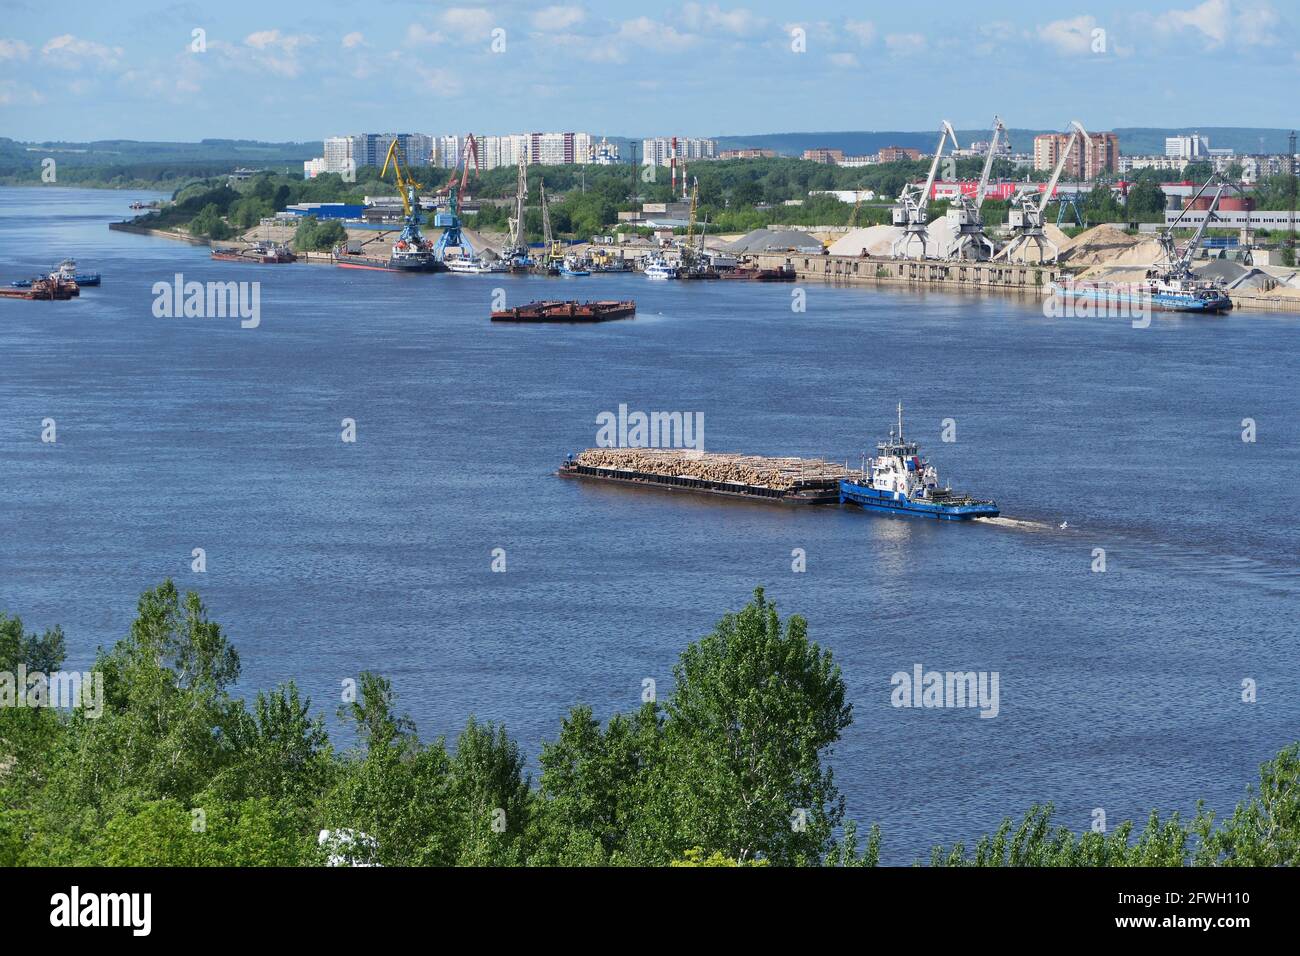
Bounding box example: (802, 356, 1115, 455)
(431, 134, 479, 262)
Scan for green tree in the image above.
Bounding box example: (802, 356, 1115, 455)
(649, 587, 852, 864)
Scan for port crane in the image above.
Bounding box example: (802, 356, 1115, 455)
(1155, 173, 1252, 277)
(1003, 119, 1089, 263)
(503, 155, 532, 268)
(380, 139, 431, 257)
(946, 116, 1005, 260)
(891, 120, 960, 258)
(538, 179, 564, 269)
(431, 134, 479, 262)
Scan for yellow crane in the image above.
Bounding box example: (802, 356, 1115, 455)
(381, 139, 422, 221)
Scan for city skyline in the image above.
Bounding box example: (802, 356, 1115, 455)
(1, 0, 1297, 141)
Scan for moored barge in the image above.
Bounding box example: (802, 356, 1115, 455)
(493, 300, 636, 323)
(558, 448, 862, 505)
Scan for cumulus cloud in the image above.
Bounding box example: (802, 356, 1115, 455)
(1037, 15, 1102, 55)
(844, 20, 876, 45)
(681, 3, 766, 36)
(406, 24, 445, 46)
(0, 38, 31, 61)
(531, 5, 586, 32)
(341, 32, 366, 49)
(617, 16, 699, 52)
(40, 34, 124, 70)
(884, 32, 926, 54)
(439, 7, 496, 42)
(1153, 0, 1278, 47)
(829, 51, 860, 67)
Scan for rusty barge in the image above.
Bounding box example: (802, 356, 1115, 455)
(492, 299, 636, 323)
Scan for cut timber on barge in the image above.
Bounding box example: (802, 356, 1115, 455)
(558, 448, 864, 505)
(492, 300, 636, 323)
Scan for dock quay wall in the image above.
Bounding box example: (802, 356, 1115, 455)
(753, 251, 1059, 293)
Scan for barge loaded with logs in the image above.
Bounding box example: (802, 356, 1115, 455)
(492, 299, 636, 323)
(558, 448, 863, 505)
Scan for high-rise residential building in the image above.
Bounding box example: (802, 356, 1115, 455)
(1033, 131, 1119, 179)
(303, 157, 328, 179)
(641, 137, 718, 166)
(1165, 133, 1209, 159)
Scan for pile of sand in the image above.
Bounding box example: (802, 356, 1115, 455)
(1057, 225, 1141, 265)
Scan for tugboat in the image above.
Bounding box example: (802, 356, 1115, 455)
(10, 258, 101, 288)
(838, 405, 999, 520)
(559, 256, 591, 277)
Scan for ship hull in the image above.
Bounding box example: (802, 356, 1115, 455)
(839, 480, 998, 520)
(1051, 284, 1232, 314)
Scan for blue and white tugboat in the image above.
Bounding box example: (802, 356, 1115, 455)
(839, 405, 999, 520)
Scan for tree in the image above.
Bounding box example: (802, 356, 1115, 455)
(649, 587, 852, 865)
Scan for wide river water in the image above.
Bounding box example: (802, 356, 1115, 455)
(2, 187, 1297, 862)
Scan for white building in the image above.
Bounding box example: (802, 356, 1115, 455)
(641, 136, 718, 166)
(1166, 134, 1209, 159)
(1119, 155, 1189, 174)
(303, 157, 328, 179)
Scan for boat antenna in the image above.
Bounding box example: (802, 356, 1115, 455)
(897, 402, 904, 442)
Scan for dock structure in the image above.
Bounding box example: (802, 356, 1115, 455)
(753, 251, 1061, 292)
(561, 448, 864, 505)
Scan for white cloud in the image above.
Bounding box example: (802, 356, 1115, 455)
(617, 17, 699, 52)
(884, 32, 926, 55)
(531, 5, 586, 32)
(681, 3, 766, 37)
(341, 32, 366, 49)
(0, 79, 43, 105)
(1150, 0, 1279, 48)
(1037, 15, 1101, 55)
(829, 51, 860, 67)
(439, 7, 496, 42)
(0, 38, 31, 61)
(40, 34, 124, 70)
(844, 20, 876, 46)
(406, 24, 445, 46)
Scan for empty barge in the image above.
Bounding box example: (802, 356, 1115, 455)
(558, 448, 863, 505)
(492, 300, 636, 323)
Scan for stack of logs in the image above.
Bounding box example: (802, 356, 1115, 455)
(574, 448, 860, 490)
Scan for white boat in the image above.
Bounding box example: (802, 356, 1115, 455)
(444, 255, 492, 274)
(643, 256, 677, 280)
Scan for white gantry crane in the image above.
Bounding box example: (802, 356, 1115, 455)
(946, 116, 1005, 260)
(1003, 119, 1089, 263)
(891, 120, 960, 259)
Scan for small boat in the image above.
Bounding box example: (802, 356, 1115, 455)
(838, 405, 999, 521)
(9, 258, 100, 288)
(560, 257, 591, 277)
(444, 254, 493, 274)
(643, 256, 677, 280)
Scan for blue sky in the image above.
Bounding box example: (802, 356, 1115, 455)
(0, 0, 1296, 141)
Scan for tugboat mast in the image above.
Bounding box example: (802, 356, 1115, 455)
(897, 402, 904, 442)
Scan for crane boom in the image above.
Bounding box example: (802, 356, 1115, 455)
(1038, 120, 1089, 216)
(381, 139, 421, 220)
(918, 120, 959, 216)
(975, 117, 1004, 211)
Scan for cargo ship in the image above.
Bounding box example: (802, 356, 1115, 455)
(493, 299, 636, 323)
(210, 242, 296, 264)
(558, 448, 862, 505)
(838, 405, 998, 520)
(1049, 273, 1231, 314)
